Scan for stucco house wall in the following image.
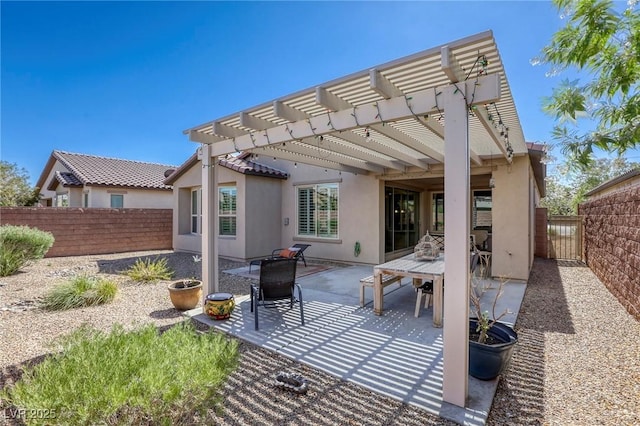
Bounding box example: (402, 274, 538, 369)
(276, 160, 382, 265)
(35, 151, 175, 209)
(168, 148, 543, 281)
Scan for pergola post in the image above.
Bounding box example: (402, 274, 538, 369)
(442, 83, 471, 407)
(201, 144, 219, 296)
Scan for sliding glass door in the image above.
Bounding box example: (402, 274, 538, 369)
(384, 187, 420, 253)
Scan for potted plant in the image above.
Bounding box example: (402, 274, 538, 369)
(168, 278, 203, 311)
(468, 278, 518, 380)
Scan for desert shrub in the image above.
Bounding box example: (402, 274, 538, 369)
(40, 275, 117, 310)
(2, 322, 239, 425)
(123, 257, 174, 283)
(0, 225, 54, 276)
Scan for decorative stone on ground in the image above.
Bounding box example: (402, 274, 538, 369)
(274, 371, 309, 394)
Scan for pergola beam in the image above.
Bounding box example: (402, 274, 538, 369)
(442, 46, 508, 162)
(317, 86, 445, 163)
(326, 131, 423, 169)
(273, 100, 309, 122)
(201, 74, 501, 160)
(272, 139, 385, 173)
(296, 137, 396, 172)
(273, 97, 410, 171)
(371, 68, 447, 141)
(212, 121, 245, 138)
(369, 67, 483, 165)
(239, 112, 276, 131)
(255, 146, 369, 175)
(188, 130, 224, 144)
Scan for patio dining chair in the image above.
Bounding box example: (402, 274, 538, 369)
(248, 243, 311, 273)
(414, 251, 480, 318)
(250, 258, 304, 330)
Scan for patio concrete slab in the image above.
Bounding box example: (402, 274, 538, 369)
(189, 265, 526, 425)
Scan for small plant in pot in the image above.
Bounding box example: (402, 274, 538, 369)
(468, 278, 518, 380)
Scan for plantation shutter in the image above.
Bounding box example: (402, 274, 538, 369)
(297, 187, 315, 236)
(219, 187, 237, 236)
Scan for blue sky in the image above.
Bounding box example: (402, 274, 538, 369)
(1, 1, 634, 185)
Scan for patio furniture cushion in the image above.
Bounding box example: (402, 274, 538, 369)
(249, 244, 312, 273)
(279, 248, 300, 259)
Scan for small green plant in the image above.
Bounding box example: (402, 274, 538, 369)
(470, 277, 510, 344)
(40, 275, 117, 310)
(1, 322, 239, 424)
(123, 257, 174, 283)
(0, 225, 54, 276)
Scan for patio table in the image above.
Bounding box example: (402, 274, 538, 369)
(373, 253, 445, 327)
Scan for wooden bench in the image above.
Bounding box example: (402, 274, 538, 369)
(359, 274, 402, 307)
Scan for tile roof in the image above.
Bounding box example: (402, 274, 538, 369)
(163, 151, 288, 185)
(47, 171, 83, 190)
(50, 151, 178, 190)
(218, 156, 289, 179)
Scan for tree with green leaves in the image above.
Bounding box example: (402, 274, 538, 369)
(542, 157, 639, 214)
(0, 160, 40, 206)
(540, 0, 640, 167)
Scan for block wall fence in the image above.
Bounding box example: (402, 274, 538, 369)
(579, 186, 640, 321)
(0, 208, 172, 257)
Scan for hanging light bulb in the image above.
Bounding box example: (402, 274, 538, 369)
(294, 163, 297, 168)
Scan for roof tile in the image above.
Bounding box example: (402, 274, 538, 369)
(53, 151, 178, 190)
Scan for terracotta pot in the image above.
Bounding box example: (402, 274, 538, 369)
(168, 280, 203, 310)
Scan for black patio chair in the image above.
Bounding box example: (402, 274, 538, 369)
(414, 251, 480, 317)
(250, 258, 304, 330)
(248, 243, 311, 272)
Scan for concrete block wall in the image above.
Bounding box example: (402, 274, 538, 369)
(534, 207, 548, 259)
(0, 207, 172, 257)
(579, 186, 640, 321)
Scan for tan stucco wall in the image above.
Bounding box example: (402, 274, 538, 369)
(277, 161, 382, 265)
(170, 154, 540, 280)
(491, 156, 532, 281)
(169, 160, 285, 261)
(244, 175, 283, 259)
(89, 187, 172, 209)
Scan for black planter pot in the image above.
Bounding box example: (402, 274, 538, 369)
(469, 318, 518, 380)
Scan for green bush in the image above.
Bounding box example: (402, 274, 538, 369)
(40, 275, 118, 311)
(123, 257, 174, 283)
(0, 225, 54, 276)
(2, 322, 239, 425)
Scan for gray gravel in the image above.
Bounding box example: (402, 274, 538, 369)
(1, 252, 639, 425)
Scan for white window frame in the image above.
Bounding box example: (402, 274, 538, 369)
(218, 186, 237, 236)
(297, 183, 339, 239)
(55, 192, 69, 207)
(191, 188, 202, 234)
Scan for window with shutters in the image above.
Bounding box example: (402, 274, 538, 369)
(297, 183, 338, 238)
(219, 187, 237, 236)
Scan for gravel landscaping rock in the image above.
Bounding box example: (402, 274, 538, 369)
(1, 252, 638, 425)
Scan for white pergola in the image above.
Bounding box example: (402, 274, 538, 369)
(184, 31, 526, 407)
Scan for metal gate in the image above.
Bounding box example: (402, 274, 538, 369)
(547, 215, 584, 261)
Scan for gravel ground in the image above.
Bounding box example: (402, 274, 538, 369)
(1, 252, 639, 425)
